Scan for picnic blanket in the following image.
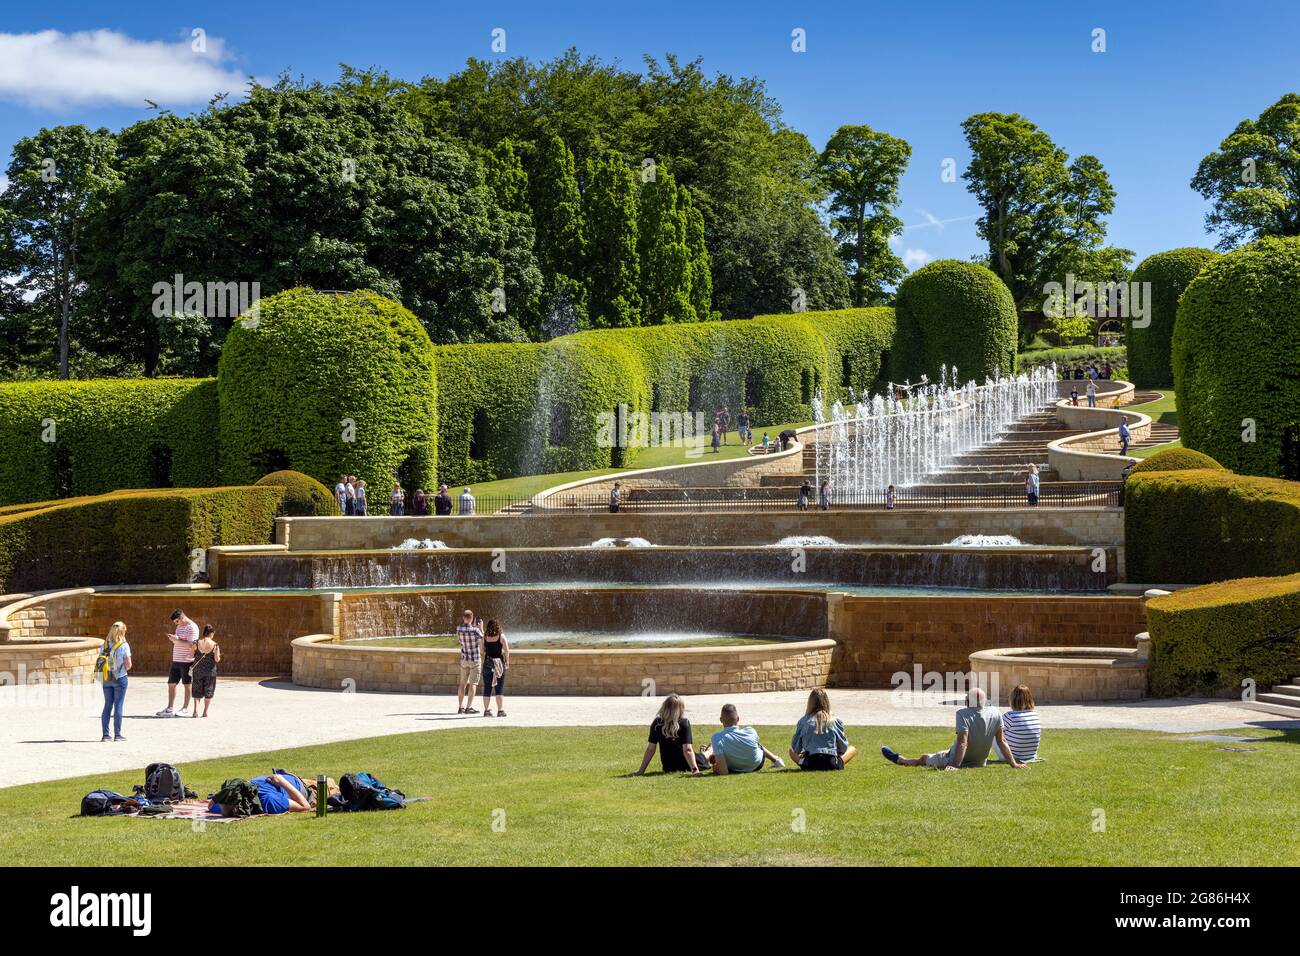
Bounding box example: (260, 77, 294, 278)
(129, 799, 246, 823)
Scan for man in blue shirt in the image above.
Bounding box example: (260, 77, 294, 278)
(702, 704, 786, 774)
(1118, 419, 1131, 456)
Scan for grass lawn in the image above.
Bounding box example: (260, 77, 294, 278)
(9, 724, 1298, 866)
(1126, 388, 1181, 459)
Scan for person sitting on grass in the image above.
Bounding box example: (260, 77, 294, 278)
(250, 772, 313, 814)
(881, 687, 1025, 771)
(788, 689, 857, 771)
(634, 694, 706, 776)
(994, 684, 1041, 763)
(701, 703, 785, 774)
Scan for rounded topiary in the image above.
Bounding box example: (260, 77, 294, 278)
(1126, 248, 1219, 387)
(1172, 236, 1300, 478)
(893, 260, 1018, 385)
(254, 469, 339, 516)
(218, 288, 437, 491)
(1128, 448, 1225, 475)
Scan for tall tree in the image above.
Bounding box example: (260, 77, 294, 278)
(482, 139, 545, 339)
(1191, 92, 1300, 250)
(680, 185, 715, 321)
(529, 133, 588, 333)
(961, 112, 1116, 332)
(582, 150, 641, 328)
(638, 166, 694, 324)
(0, 125, 118, 378)
(819, 124, 911, 306)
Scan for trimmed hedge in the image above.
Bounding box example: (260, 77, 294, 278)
(0, 487, 284, 593)
(0, 379, 219, 505)
(894, 260, 1017, 384)
(218, 289, 438, 492)
(1172, 237, 1300, 477)
(1145, 572, 1300, 696)
(1128, 448, 1224, 475)
(1016, 345, 1127, 376)
(255, 470, 339, 516)
(1124, 469, 1300, 584)
(1126, 248, 1218, 388)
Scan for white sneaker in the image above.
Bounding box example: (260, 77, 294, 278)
(175, 707, 191, 717)
(771, 757, 786, 770)
(155, 707, 173, 717)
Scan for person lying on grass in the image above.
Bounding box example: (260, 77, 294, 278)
(634, 693, 707, 776)
(788, 689, 857, 771)
(700, 703, 786, 774)
(881, 687, 1025, 771)
(250, 773, 314, 813)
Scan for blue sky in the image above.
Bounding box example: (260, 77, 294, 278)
(2, 0, 1297, 268)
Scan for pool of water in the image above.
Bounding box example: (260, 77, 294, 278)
(340, 630, 788, 650)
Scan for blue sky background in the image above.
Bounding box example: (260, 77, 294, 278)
(3, 0, 1297, 268)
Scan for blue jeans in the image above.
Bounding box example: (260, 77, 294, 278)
(101, 676, 128, 737)
(1087, 395, 1097, 407)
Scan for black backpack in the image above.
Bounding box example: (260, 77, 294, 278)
(141, 763, 190, 802)
(80, 789, 136, 816)
(211, 778, 261, 817)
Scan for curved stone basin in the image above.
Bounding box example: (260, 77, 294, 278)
(969, 642, 1148, 703)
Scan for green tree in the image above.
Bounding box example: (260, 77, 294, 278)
(529, 133, 588, 333)
(482, 139, 545, 339)
(1191, 92, 1300, 250)
(638, 166, 694, 324)
(961, 113, 1117, 335)
(0, 125, 119, 378)
(582, 150, 641, 328)
(819, 124, 911, 306)
(680, 185, 715, 321)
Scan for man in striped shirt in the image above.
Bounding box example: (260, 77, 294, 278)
(156, 609, 199, 717)
(455, 609, 483, 714)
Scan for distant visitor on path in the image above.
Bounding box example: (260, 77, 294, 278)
(458, 487, 476, 515)
(1117, 418, 1131, 456)
(334, 474, 348, 514)
(635, 694, 705, 776)
(156, 609, 199, 717)
(885, 484, 896, 510)
(455, 609, 483, 714)
(190, 624, 221, 718)
(779, 428, 797, 451)
(719, 406, 731, 444)
(797, 479, 811, 511)
(411, 488, 427, 516)
(96, 621, 132, 742)
(737, 408, 752, 444)
(434, 484, 452, 516)
(1070, 384, 1079, 406)
(788, 689, 857, 771)
(480, 619, 510, 717)
(344, 475, 357, 514)
(1086, 379, 1097, 408)
(390, 483, 405, 516)
(881, 687, 1025, 771)
(354, 479, 369, 515)
(701, 703, 786, 774)
(995, 684, 1041, 763)
(609, 482, 622, 513)
(819, 479, 832, 511)
(1025, 465, 1040, 506)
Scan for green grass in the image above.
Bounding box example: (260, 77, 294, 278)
(1128, 388, 1177, 426)
(10, 724, 1299, 866)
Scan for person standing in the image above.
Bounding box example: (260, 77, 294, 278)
(334, 474, 348, 515)
(354, 479, 369, 516)
(1086, 379, 1097, 408)
(455, 609, 483, 714)
(737, 409, 751, 444)
(719, 406, 731, 445)
(1025, 464, 1040, 506)
(797, 479, 811, 511)
(458, 487, 476, 515)
(819, 479, 832, 511)
(480, 619, 510, 717)
(710, 420, 721, 454)
(885, 484, 896, 510)
(411, 488, 428, 516)
(190, 624, 221, 718)
(390, 483, 405, 516)
(1118, 418, 1131, 456)
(157, 609, 199, 717)
(96, 622, 132, 742)
(609, 482, 622, 514)
(344, 475, 357, 515)
(434, 484, 453, 516)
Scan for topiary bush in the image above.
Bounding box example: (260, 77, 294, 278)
(1145, 572, 1300, 696)
(218, 288, 438, 492)
(1124, 468, 1300, 583)
(255, 470, 339, 516)
(893, 260, 1017, 384)
(0, 379, 219, 505)
(1172, 237, 1300, 478)
(0, 486, 284, 593)
(1126, 248, 1219, 387)
(1128, 448, 1225, 475)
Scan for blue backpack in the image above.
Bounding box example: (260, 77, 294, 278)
(338, 772, 406, 811)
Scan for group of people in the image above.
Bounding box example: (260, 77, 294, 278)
(1068, 378, 1100, 408)
(634, 684, 1041, 776)
(796, 478, 834, 511)
(707, 406, 756, 453)
(1063, 363, 1112, 382)
(333, 475, 370, 515)
(454, 609, 510, 716)
(335, 476, 479, 516)
(96, 609, 222, 740)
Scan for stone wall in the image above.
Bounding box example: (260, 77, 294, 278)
(277, 508, 1126, 552)
(293, 634, 835, 696)
(968, 648, 1148, 703)
(0, 638, 100, 684)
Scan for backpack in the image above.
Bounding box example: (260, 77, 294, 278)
(80, 789, 138, 816)
(94, 638, 125, 682)
(338, 771, 406, 811)
(211, 778, 261, 817)
(140, 763, 190, 802)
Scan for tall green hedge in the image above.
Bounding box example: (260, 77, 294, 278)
(0, 379, 219, 505)
(1145, 572, 1300, 696)
(1124, 468, 1300, 583)
(0, 486, 283, 593)
(1172, 237, 1300, 478)
(1126, 247, 1218, 387)
(217, 289, 438, 491)
(893, 260, 1017, 384)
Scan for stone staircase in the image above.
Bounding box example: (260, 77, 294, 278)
(1243, 678, 1300, 720)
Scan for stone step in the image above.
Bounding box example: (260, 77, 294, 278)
(1241, 700, 1300, 720)
(1258, 688, 1300, 705)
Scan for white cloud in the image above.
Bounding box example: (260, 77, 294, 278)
(901, 211, 978, 233)
(0, 29, 249, 109)
(902, 247, 931, 269)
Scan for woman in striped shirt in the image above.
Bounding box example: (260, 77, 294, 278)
(997, 684, 1041, 762)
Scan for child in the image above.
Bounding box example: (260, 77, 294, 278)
(190, 624, 221, 717)
(762, 432, 770, 453)
(1070, 384, 1079, 406)
(885, 484, 896, 510)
